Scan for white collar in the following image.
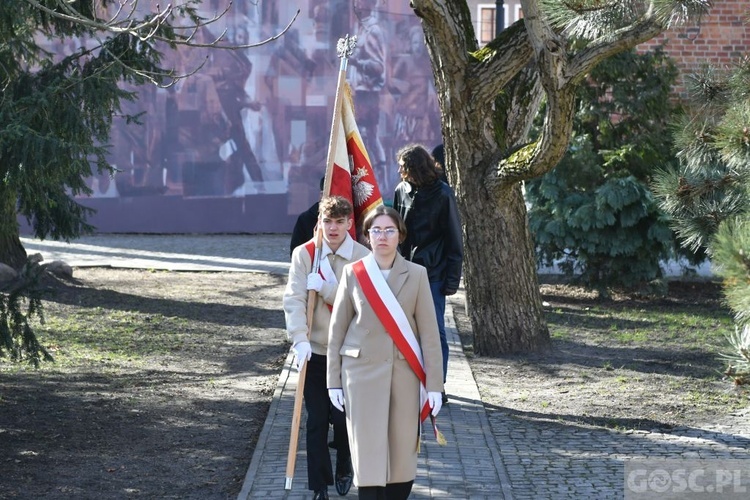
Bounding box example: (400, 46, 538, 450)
(321, 234, 355, 260)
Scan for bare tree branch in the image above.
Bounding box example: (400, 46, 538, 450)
(566, 18, 663, 83)
(492, 0, 672, 187)
(470, 22, 535, 105)
(23, 0, 300, 49)
(410, 0, 476, 89)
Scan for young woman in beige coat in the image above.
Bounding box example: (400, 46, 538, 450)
(327, 205, 444, 500)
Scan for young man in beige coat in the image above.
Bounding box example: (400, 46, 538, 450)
(284, 196, 370, 500)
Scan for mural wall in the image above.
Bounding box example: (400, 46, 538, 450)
(67, 0, 443, 233)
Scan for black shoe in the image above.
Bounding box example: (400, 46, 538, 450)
(334, 460, 353, 496)
(442, 391, 448, 405)
(313, 488, 329, 500)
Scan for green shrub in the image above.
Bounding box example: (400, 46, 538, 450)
(527, 48, 698, 295)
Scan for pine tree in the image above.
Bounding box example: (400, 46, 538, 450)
(527, 48, 691, 296)
(0, 1, 292, 363)
(652, 55, 750, 383)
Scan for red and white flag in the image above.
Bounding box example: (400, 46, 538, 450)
(328, 84, 383, 238)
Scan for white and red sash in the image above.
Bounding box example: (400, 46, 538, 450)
(304, 240, 336, 312)
(351, 254, 431, 422)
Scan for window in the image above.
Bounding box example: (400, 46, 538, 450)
(477, 2, 524, 46)
(479, 5, 497, 45)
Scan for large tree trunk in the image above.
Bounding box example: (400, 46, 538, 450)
(458, 170, 551, 354)
(0, 184, 27, 270)
(417, 21, 551, 354)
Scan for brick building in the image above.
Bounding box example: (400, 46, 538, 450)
(638, 0, 749, 94)
(471, 1, 749, 95)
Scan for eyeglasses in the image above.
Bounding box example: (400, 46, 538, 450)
(368, 228, 399, 238)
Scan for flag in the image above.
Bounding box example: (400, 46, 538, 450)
(328, 83, 383, 238)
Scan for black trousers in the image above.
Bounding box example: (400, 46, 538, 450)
(304, 353, 350, 491)
(358, 481, 414, 500)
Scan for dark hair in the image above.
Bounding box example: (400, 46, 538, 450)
(431, 144, 444, 168)
(362, 205, 407, 244)
(319, 196, 353, 219)
(397, 143, 440, 187)
(431, 143, 450, 184)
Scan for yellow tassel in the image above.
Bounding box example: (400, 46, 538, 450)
(430, 415, 448, 446)
(435, 428, 447, 446)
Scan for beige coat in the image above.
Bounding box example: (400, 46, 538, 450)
(327, 254, 443, 487)
(283, 235, 370, 354)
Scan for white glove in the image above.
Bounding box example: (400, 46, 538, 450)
(292, 341, 312, 372)
(328, 388, 345, 412)
(428, 391, 443, 417)
(307, 273, 324, 292)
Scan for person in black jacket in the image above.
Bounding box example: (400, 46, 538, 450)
(392, 144, 463, 403)
(290, 177, 325, 256)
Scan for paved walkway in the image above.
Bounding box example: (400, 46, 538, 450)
(24, 235, 750, 499)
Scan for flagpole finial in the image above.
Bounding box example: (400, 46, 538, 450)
(337, 34, 357, 60)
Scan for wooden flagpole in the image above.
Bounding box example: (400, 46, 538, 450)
(284, 34, 357, 491)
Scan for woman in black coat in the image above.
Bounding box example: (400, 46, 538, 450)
(391, 144, 463, 398)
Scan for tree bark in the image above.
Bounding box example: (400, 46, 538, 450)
(0, 184, 27, 270)
(458, 166, 551, 354)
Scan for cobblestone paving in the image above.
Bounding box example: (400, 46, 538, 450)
(487, 408, 750, 499)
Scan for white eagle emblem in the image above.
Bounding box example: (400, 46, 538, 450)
(351, 166, 374, 207)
